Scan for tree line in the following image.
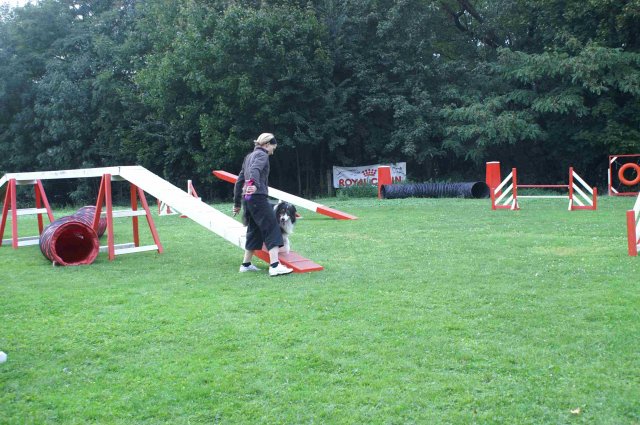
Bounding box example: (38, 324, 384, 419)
(1, 0, 638, 203)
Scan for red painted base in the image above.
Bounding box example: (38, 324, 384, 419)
(253, 249, 324, 273)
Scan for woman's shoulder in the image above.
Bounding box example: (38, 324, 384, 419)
(251, 148, 269, 159)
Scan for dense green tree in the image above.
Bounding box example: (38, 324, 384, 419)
(0, 1, 73, 174)
(135, 2, 335, 195)
(1, 0, 639, 200)
(440, 0, 640, 184)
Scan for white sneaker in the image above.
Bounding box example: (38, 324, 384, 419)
(269, 263, 293, 276)
(239, 264, 260, 273)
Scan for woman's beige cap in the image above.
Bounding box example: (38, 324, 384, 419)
(255, 133, 275, 145)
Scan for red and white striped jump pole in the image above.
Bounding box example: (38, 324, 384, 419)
(490, 168, 519, 210)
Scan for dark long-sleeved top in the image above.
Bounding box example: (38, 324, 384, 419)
(234, 147, 270, 207)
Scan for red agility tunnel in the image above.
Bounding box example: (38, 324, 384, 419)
(39, 216, 99, 266)
(73, 205, 107, 237)
(39, 206, 107, 266)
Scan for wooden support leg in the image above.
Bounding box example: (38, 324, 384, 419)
(137, 187, 163, 253)
(0, 180, 12, 247)
(103, 174, 115, 261)
(130, 184, 140, 247)
(10, 179, 18, 249)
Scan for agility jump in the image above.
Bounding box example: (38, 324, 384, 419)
(213, 170, 357, 220)
(487, 163, 597, 211)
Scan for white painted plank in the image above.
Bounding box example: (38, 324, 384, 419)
(7, 208, 50, 216)
(99, 243, 135, 253)
(266, 187, 320, 212)
(113, 245, 159, 255)
(3, 167, 123, 181)
(118, 167, 246, 249)
(102, 209, 148, 218)
(518, 195, 568, 199)
(2, 236, 40, 246)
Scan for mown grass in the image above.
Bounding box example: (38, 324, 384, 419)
(1, 196, 639, 424)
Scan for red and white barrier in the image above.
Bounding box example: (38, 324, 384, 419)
(490, 168, 519, 210)
(489, 164, 597, 211)
(568, 168, 597, 210)
(609, 154, 640, 196)
(627, 194, 640, 256)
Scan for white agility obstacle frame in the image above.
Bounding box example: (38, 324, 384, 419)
(1, 166, 322, 272)
(627, 193, 640, 256)
(490, 167, 597, 211)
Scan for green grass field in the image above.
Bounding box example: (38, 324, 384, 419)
(1, 196, 639, 424)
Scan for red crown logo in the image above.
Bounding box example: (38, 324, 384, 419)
(362, 169, 376, 177)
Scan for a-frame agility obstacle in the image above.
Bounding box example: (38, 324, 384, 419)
(212, 170, 357, 220)
(1, 166, 322, 272)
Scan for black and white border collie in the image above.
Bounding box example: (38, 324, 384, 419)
(274, 201, 297, 253)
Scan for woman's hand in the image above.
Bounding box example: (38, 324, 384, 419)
(232, 206, 241, 216)
(244, 184, 256, 195)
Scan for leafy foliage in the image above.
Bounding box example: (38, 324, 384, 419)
(0, 0, 639, 200)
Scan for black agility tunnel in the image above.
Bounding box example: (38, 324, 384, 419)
(380, 182, 490, 199)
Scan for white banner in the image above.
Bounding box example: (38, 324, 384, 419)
(333, 162, 406, 188)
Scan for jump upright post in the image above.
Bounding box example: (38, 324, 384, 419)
(489, 164, 597, 211)
(627, 193, 640, 256)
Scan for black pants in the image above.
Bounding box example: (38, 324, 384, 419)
(244, 194, 283, 251)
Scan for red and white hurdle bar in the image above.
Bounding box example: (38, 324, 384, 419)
(490, 167, 597, 211)
(627, 193, 640, 256)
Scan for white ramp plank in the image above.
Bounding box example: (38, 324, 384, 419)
(3, 167, 123, 182)
(118, 167, 246, 248)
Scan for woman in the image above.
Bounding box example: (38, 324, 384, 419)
(233, 133, 293, 276)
